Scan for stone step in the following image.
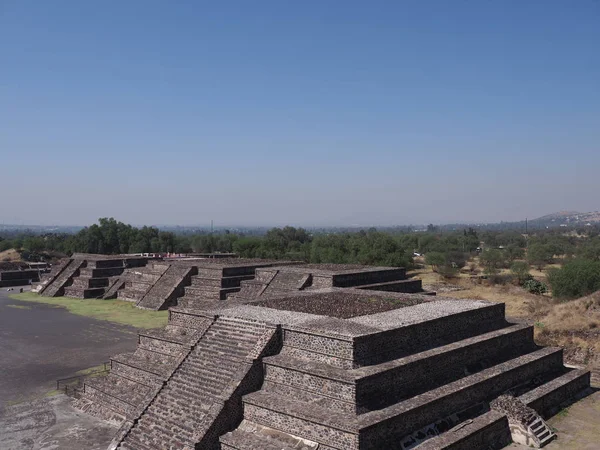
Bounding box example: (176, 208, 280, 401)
(111, 352, 173, 380)
(78, 267, 125, 278)
(125, 416, 194, 449)
(138, 335, 186, 357)
(205, 327, 267, 344)
(190, 274, 255, 289)
(110, 359, 165, 387)
(199, 338, 256, 358)
(198, 344, 251, 362)
(204, 327, 265, 345)
(413, 410, 511, 449)
(220, 428, 297, 450)
(173, 367, 230, 394)
(71, 276, 109, 288)
(357, 347, 566, 449)
(63, 286, 105, 299)
(518, 368, 591, 417)
(243, 348, 564, 449)
(185, 285, 221, 295)
(85, 374, 153, 409)
(263, 380, 355, 414)
(184, 285, 241, 300)
(162, 381, 216, 405)
(81, 383, 138, 419)
(213, 316, 270, 332)
(242, 390, 358, 449)
(355, 278, 423, 293)
(167, 310, 215, 330)
(264, 324, 535, 411)
(139, 325, 200, 346)
(118, 287, 148, 301)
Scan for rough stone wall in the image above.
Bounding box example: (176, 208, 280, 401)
(355, 325, 534, 410)
(353, 303, 506, 366)
(331, 268, 406, 287)
(357, 348, 564, 449)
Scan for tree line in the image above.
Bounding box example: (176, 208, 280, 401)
(3, 217, 600, 300)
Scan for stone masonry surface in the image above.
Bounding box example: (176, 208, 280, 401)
(71, 280, 593, 450)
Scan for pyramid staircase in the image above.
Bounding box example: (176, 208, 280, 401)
(34, 258, 72, 294)
(113, 316, 279, 450)
(177, 265, 260, 307)
(134, 265, 197, 310)
(74, 309, 213, 422)
(117, 263, 170, 304)
(41, 259, 86, 297)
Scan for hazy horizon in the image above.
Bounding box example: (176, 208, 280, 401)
(2, 2, 599, 227)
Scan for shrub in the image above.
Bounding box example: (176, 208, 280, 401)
(527, 243, 554, 270)
(425, 252, 446, 270)
(522, 279, 548, 295)
(480, 249, 505, 275)
(547, 259, 600, 300)
(510, 261, 531, 284)
(437, 265, 460, 279)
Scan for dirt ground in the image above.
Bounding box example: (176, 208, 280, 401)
(0, 394, 118, 450)
(0, 290, 139, 408)
(0, 287, 140, 449)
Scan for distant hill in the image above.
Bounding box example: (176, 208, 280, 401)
(530, 211, 600, 226)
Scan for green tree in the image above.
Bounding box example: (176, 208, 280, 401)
(480, 249, 504, 275)
(527, 243, 554, 270)
(425, 252, 445, 271)
(547, 259, 600, 300)
(510, 261, 531, 284)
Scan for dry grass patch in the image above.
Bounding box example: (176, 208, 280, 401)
(0, 248, 21, 261)
(447, 279, 543, 318)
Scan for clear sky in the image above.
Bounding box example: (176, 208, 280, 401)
(1, 1, 599, 227)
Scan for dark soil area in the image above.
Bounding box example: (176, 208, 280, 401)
(255, 291, 424, 319)
(0, 288, 138, 411)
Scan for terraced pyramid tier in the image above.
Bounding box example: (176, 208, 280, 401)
(217, 288, 591, 450)
(233, 263, 426, 301)
(86, 288, 592, 449)
(41, 255, 149, 299)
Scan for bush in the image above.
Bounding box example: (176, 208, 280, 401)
(437, 265, 460, 279)
(547, 259, 600, 300)
(510, 261, 531, 284)
(527, 243, 554, 270)
(425, 252, 446, 270)
(480, 249, 505, 275)
(522, 279, 548, 295)
(487, 273, 514, 285)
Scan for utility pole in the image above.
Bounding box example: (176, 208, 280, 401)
(211, 220, 214, 234)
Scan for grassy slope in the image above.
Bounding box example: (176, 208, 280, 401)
(410, 264, 600, 366)
(9, 292, 168, 329)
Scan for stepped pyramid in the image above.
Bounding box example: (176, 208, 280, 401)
(38, 254, 149, 299)
(233, 263, 426, 300)
(38, 255, 299, 309)
(80, 287, 590, 450)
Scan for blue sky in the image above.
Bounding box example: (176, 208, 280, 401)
(1, 1, 599, 226)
